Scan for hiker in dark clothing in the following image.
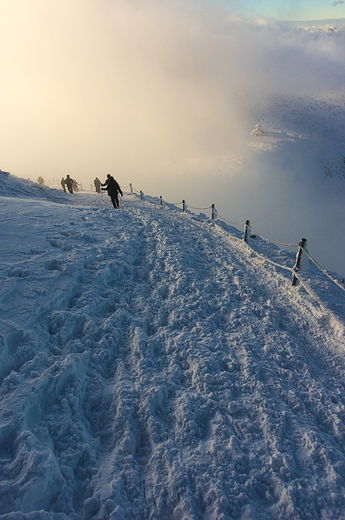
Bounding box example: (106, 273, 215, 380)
(101, 174, 123, 208)
(65, 175, 74, 194)
(94, 177, 101, 193)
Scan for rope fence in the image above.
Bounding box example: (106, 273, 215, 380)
(217, 214, 246, 227)
(188, 204, 213, 211)
(247, 225, 299, 247)
(291, 272, 330, 313)
(124, 183, 345, 309)
(302, 248, 345, 291)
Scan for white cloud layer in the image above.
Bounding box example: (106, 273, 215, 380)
(0, 1, 343, 176)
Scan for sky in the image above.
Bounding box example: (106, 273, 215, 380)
(1, 0, 345, 274)
(220, 0, 345, 20)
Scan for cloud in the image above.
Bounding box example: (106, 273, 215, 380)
(1, 1, 344, 181)
(331, 1, 344, 6)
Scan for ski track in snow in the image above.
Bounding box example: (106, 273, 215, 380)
(1, 186, 345, 520)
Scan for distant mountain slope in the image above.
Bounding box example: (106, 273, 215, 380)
(249, 93, 345, 192)
(1, 177, 345, 519)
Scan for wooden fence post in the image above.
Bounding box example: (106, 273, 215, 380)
(182, 200, 186, 212)
(244, 220, 250, 243)
(160, 196, 163, 206)
(292, 238, 307, 286)
(211, 204, 216, 221)
(130, 183, 133, 193)
(140, 190, 143, 199)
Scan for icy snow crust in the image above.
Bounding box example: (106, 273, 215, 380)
(1, 173, 345, 520)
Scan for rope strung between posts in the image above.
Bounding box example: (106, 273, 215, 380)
(217, 213, 246, 227)
(247, 225, 299, 247)
(245, 235, 344, 310)
(290, 271, 329, 312)
(165, 201, 183, 206)
(188, 204, 213, 210)
(130, 187, 183, 206)
(301, 248, 345, 292)
(247, 246, 293, 273)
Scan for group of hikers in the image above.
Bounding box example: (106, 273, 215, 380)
(61, 175, 80, 194)
(61, 174, 123, 209)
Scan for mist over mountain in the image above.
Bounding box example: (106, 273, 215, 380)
(2, 10, 345, 276)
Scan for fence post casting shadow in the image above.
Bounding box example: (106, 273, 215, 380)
(292, 238, 307, 286)
(244, 220, 250, 243)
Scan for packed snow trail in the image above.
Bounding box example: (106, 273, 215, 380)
(1, 186, 345, 520)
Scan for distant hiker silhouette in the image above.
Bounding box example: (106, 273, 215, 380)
(65, 175, 74, 194)
(101, 174, 123, 208)
(94, 177, 101, 193)
(61, 178, 66, 192)
(72, 179, 80, 192)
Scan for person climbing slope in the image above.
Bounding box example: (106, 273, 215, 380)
(101, 174, 123, 208)
(94, 177, 101, 193)
(65, 175, 74, 194)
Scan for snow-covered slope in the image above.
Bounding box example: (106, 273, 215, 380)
(1, 173, 345, 520)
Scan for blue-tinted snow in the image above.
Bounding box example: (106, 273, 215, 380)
(0, 172, 345, 520)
